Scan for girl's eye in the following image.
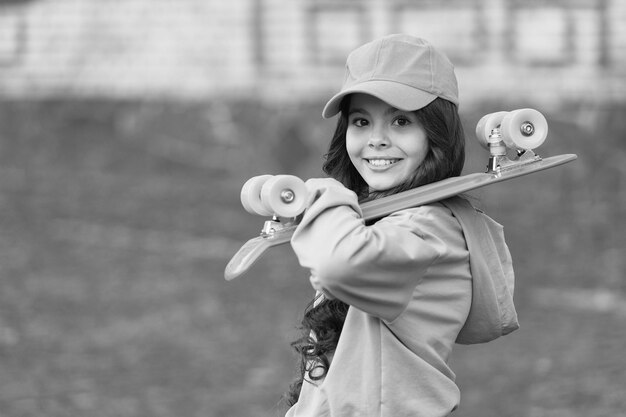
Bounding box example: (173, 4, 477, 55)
(393, 117, 411, 127)
(351, 117, 369, 127)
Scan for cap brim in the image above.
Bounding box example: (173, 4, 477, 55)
(322, 80, 438, 118)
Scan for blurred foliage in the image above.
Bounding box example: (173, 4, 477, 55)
(0, 98, 624, 416)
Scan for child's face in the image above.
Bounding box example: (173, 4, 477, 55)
(346, 94, 429, 192)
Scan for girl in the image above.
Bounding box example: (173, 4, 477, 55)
(283, 34, 519, 416)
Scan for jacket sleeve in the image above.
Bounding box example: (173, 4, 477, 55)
(291, 178, 444, 322)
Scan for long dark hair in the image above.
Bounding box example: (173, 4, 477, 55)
(282, 96, 466, 408)
(283, 295, 350, 408)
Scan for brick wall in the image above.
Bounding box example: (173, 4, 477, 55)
(0, 0, 256, 97)
(0, 0, 624, 108)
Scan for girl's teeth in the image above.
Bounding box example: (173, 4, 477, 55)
(368, 159, 396, 166)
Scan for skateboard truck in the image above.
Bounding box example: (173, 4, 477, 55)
(486, 127, 540, 175)
(487, 127, 507, 173)
(259, 190, 298, 236)
(261, 216, 281, 236)
(479, 109, 547, 175)
(260, 215, 300, 239)
(239, 174, 306, 240)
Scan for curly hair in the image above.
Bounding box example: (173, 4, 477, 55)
(282, 96, 466, 409)
(282, 295, 350, 408)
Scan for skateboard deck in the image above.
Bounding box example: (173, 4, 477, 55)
(224, 109, 577, 280)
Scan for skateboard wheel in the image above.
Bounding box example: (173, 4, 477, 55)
(260, 175, 307, 218)
(475, 111, 508, 149)
(500, 108, 548, 150)
(241, 175, 274, 216)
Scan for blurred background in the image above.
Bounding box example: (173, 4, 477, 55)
(0, 0, 624, 416)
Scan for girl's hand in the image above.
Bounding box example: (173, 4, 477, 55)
(303, 177, 352, 206)
(302, 178, 361, 215)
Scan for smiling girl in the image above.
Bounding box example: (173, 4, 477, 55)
(346, 93, 431, 192)
(283, 34, 518, 417)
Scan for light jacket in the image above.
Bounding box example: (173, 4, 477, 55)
(287, 178, 518, 417)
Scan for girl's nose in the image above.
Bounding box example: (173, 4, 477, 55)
(368, 128, 390, 149)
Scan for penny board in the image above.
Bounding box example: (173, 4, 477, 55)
(224, 153, 577, 280)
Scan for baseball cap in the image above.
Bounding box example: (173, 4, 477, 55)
(322, 34, 459, 118)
